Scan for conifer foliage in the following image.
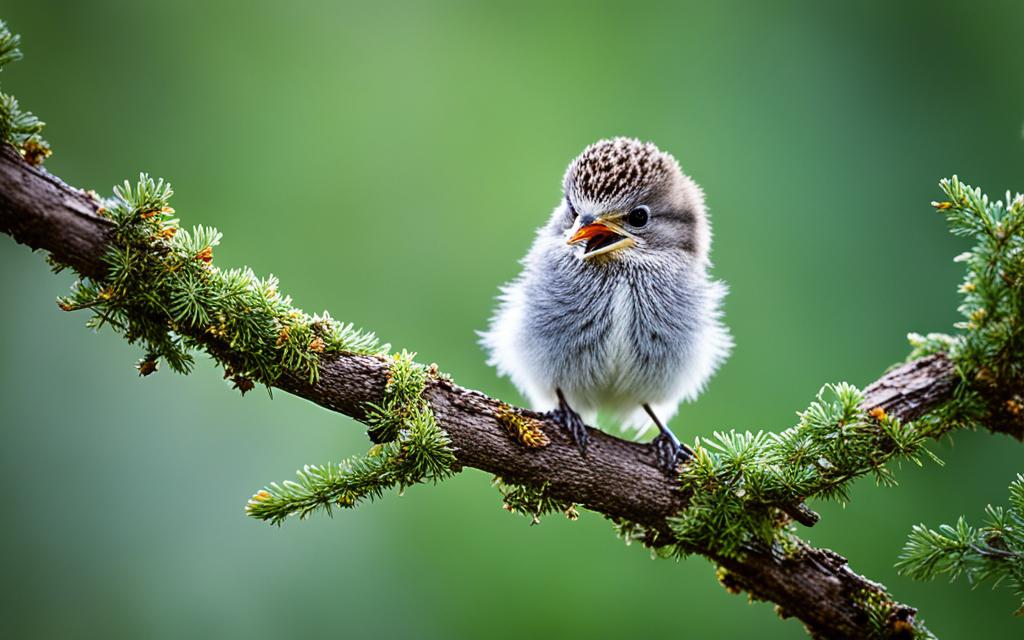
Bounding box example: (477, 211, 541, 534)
(898, 474, 1024, 616)
(0, 21, 48, 165)
(57, 172, 387, 386)
(893, 178, 1024, 615)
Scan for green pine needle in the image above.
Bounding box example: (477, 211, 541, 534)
(897, 474, 1024, 616)
(58, 173, 388, 386)
(0, 20, 51, 164)
(246, 352, 457, 524)
(495, 478, 578, 525)
(670, 383, 940, 560)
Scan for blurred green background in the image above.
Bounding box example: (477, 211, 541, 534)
(1, 1, 1022, 638)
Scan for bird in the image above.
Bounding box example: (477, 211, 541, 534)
(480, 137, 732, 474)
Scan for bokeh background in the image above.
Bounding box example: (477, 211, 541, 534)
(2, 2, 1023, 638)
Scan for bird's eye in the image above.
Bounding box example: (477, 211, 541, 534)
(566, 198, 578, 219)
(627, 205, 650, 227)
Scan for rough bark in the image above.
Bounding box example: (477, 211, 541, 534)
(0, 146, 114, 278)
(0, 144, 962, 638)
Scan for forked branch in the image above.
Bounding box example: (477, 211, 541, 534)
(0, 144, 962, 638)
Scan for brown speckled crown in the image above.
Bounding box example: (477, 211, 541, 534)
(563, 137, 680, 207)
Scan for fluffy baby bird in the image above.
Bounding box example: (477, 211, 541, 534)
(481, 137, 732, 473)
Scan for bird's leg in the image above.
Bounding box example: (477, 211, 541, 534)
(644, 404, 694, 475)
(546, 388, 589, 456)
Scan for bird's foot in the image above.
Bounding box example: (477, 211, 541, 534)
(651, 431, 694, 476)
(546, 403, 589, 456)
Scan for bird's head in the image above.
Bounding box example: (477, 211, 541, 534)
(558, 137, 709, 265)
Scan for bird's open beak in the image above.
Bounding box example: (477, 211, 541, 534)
(567, 217, 635, 259)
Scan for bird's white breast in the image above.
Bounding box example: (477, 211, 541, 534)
(481, 235, 732, 438)
(605, 280, 634, 387)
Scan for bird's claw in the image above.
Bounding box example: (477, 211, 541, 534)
(546, 405, 589, 456)
(651, 431, 694, 476)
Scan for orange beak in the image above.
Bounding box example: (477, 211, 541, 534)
(568, 222, 616, 246)
(567, 220, 634, 258)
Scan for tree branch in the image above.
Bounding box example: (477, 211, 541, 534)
(0, 144, 958, 638)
